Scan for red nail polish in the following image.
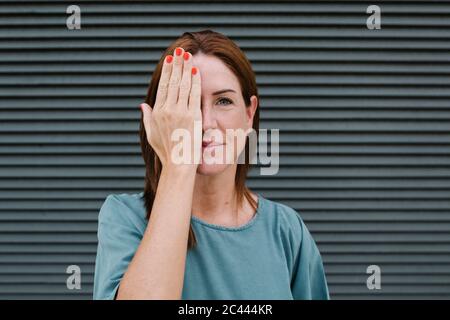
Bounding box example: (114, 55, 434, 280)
(175, 47, 182, 56)
(183, 52, 190, 61)
(166, 55, 173, 63)
(191, 67, 197, 75)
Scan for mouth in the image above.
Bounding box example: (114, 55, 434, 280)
(202, 141, 225, 148)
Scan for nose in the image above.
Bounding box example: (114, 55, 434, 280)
(201, 104, 218, 133)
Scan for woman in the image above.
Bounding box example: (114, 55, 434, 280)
(93, 29, 329, 300)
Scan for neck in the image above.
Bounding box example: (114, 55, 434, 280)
(191, 164, 239, 222)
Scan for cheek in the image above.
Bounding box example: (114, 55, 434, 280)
(216, 107, 249, 130)
(215, 109, 250, 158)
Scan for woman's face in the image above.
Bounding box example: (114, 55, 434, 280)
(191, 52, 258, 176)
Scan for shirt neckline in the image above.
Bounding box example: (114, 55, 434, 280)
(190, 193, 264, 232)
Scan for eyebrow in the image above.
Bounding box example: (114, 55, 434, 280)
(212, 89, 236, 95)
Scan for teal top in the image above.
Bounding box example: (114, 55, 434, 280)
(93, 192, 330, 300)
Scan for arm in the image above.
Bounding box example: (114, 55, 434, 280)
(291, 214, 330, 300)
(116, 46, 202, 299)
(116, 166, 196, 299)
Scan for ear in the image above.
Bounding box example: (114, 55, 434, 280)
(246, 95, 258, 128)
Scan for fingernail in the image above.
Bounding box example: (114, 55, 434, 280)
(165, 55, 173, 63)
(140, 103, 145, 112)
(191, 67, 197, 75)
(175, 47, 183, 56)
(183, 52, 190, 61)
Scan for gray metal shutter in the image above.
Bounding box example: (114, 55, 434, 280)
(1, 0, 449, 299)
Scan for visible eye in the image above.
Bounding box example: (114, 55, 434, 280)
(217, 97, 233, 106)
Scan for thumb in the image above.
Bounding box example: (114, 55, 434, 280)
(140, 103, 153, 123)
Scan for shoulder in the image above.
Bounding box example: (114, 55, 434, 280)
(259, 195, 318, 255)
(260, 195, 322, 278)
(98, 192, 148, 232)
(260, 195, 306, 235)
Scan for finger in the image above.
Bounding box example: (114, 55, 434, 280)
(154, 54, 173, 109)
(188, 66, 201, 113)
(177, 51, 193, 109)
(165, 47, 184, 107)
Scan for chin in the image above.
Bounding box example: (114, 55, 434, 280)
(196, 162, 230, 176)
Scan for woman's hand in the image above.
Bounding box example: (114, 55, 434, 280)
(141, 47, 202, 170)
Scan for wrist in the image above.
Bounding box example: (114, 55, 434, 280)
(162, 164, 198, 177)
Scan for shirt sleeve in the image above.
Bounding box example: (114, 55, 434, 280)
(93, 194, 144, 300)
(290, 214, 330, 300)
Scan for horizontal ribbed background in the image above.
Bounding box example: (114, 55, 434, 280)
(0, 0, 449, 299)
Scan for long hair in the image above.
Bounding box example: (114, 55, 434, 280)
(139, 29, 260, 249)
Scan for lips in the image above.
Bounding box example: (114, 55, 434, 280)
(202, 141, 224, 148)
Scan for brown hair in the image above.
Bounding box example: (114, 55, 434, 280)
(139, 29, 260, 249)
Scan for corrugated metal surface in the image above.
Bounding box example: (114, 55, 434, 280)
(1, 0, 449, 299)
